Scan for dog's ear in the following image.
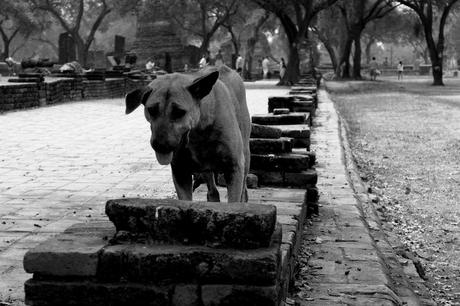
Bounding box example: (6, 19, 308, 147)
(187, 71, 219, 100)
(125, 87, 152, 114)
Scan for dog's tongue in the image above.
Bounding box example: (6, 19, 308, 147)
(155, 151, 173, 165)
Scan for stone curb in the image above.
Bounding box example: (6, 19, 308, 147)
(334, 92, 436, 306)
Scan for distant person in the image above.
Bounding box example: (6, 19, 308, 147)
(199, 54, 207, 69)
(215, 50, 224, 66)
(397, 61, 404, 80)
(235, 54, 244, 75)
(262, 56, 270, 79)
(279, 58, 287, 80)
(369, 57, 378, 81)
(145, 58, 155, 71)
(164, 52, 172, 73)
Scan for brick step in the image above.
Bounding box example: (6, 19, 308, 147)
(105, 198, 277, 249)
(251, 124, 282, 139)
(25, 279, 280, 306)
(268, 96, 315, 113)
(250, 137, 292, 154)
(252, 112, 309, 126)
(251, 169, 317, 188)
(270, 124, 310, 149)
(250, 153, 310, 172)
(24, 222, 282, 286)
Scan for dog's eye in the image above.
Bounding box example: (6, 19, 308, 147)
(171, 106, 186, 120)
(148, 105, 160, 118)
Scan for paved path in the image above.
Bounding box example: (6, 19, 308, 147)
(295, 90, 428, 305)
(0, 82, 288, 304)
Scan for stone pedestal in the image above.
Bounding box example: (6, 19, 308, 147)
(23, 199, 284, 306)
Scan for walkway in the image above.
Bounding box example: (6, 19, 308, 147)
(0, 82, 287, 304)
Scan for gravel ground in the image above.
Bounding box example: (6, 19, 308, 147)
(327, 79, 460, 306)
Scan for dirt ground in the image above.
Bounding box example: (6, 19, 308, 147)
(327, 77, 460, 305)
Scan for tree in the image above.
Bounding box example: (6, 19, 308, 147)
(311, 4, 347, 72)
(397, 0, 460, 85)
(337, 0, 397, 79)
(251, 0, 339, 85)
(166, 0, 240, 53)
(30, 0, 139, 66)
(0, 0, 39, 60)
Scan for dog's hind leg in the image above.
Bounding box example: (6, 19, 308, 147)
(203, 171, 220, 202)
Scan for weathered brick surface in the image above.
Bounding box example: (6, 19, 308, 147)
(252, 169, 318, 188)
(249, 137, 292, 154)
(270, 124, 310, 139)
(201, 284, 278, 306)
(250, 153, 310, 172)
(251, 113, 308, 125)
(98, 234, 281, 285)
(106, 198, 277, 249)
(23, 229, 112, 277)
(250, 123, 282, 139)
(24, 279, 171, 306)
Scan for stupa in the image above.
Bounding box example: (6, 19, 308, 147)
(132, 1, 186, 71)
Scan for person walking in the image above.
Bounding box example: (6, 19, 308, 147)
(397, 61, 404, 80)
(279, 58, 287, 80)
(235, 54, 244, 76)
(215, 50, 224, 67)
(262, 56, 270, 79)
(199, 53, 207, 69)
(369, 57, 378, 81)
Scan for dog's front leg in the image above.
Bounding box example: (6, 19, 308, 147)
(224, 159, 245, 203)
(171, 163, 193, 201)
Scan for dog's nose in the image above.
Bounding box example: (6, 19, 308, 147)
(151, 138, 174, 154)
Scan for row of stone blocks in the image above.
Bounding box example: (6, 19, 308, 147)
(24, 198, 289, 306)
(0, 78, 151, 111)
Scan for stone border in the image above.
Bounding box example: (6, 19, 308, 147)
(335, 94, 436, 305)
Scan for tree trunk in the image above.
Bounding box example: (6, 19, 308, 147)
(74, 36, 87, 67)
(339, 38, 353, 78)
(323, 41, 338, 72)
(430, 55, 443, 85)
(244, 37, 257, 80)
(352, 35, 362, 79)
(280, 42, 300, 85)
(2, 40, 10, 60)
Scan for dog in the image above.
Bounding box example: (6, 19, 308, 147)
(125, 65, 251, 202)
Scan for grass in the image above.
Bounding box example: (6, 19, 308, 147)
(327, 79, 460, 305)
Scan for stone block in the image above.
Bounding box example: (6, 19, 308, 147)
(246, 173, 258, 189)
(201, 284, 277, 306)
(250, 154, 310, 172)
(97, 239, 281, 285)
(270, 124, 310, 139)
(251, 113, 308, 125)
(292, 149, 316, 167)
(292, 138, 310, 149)
(272, 108, 290, 115)
(250, 124, 282, 139)
(24, 279, 171, 306)
(172, 285, 200, 306)
(249, 138, 292, 154)
(250, 170, 284, 186)
(23, 227, 112, 277)
(284, 169, 318, 187)
(106, 198, 277, 249)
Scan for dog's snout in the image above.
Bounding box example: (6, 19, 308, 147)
(150, 138, 174, 154)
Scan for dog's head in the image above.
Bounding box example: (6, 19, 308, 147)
(125, 71, 219, 165)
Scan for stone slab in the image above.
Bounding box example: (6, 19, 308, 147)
(250, 153, 310, 172)
(201, 284, 278, 306)
(269, 124, 310, 139)
(23, 227, 113, 277)
(250, 124, 282, 139)
(24, 279, 171, 306)
(249, 137, 292, 154)
(272, 108, 290, 115)
(251, 113, 308, 125)
(106, 198, 277, 249)
(251, 169, 317, 188)
(98, 232, 281, 285)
